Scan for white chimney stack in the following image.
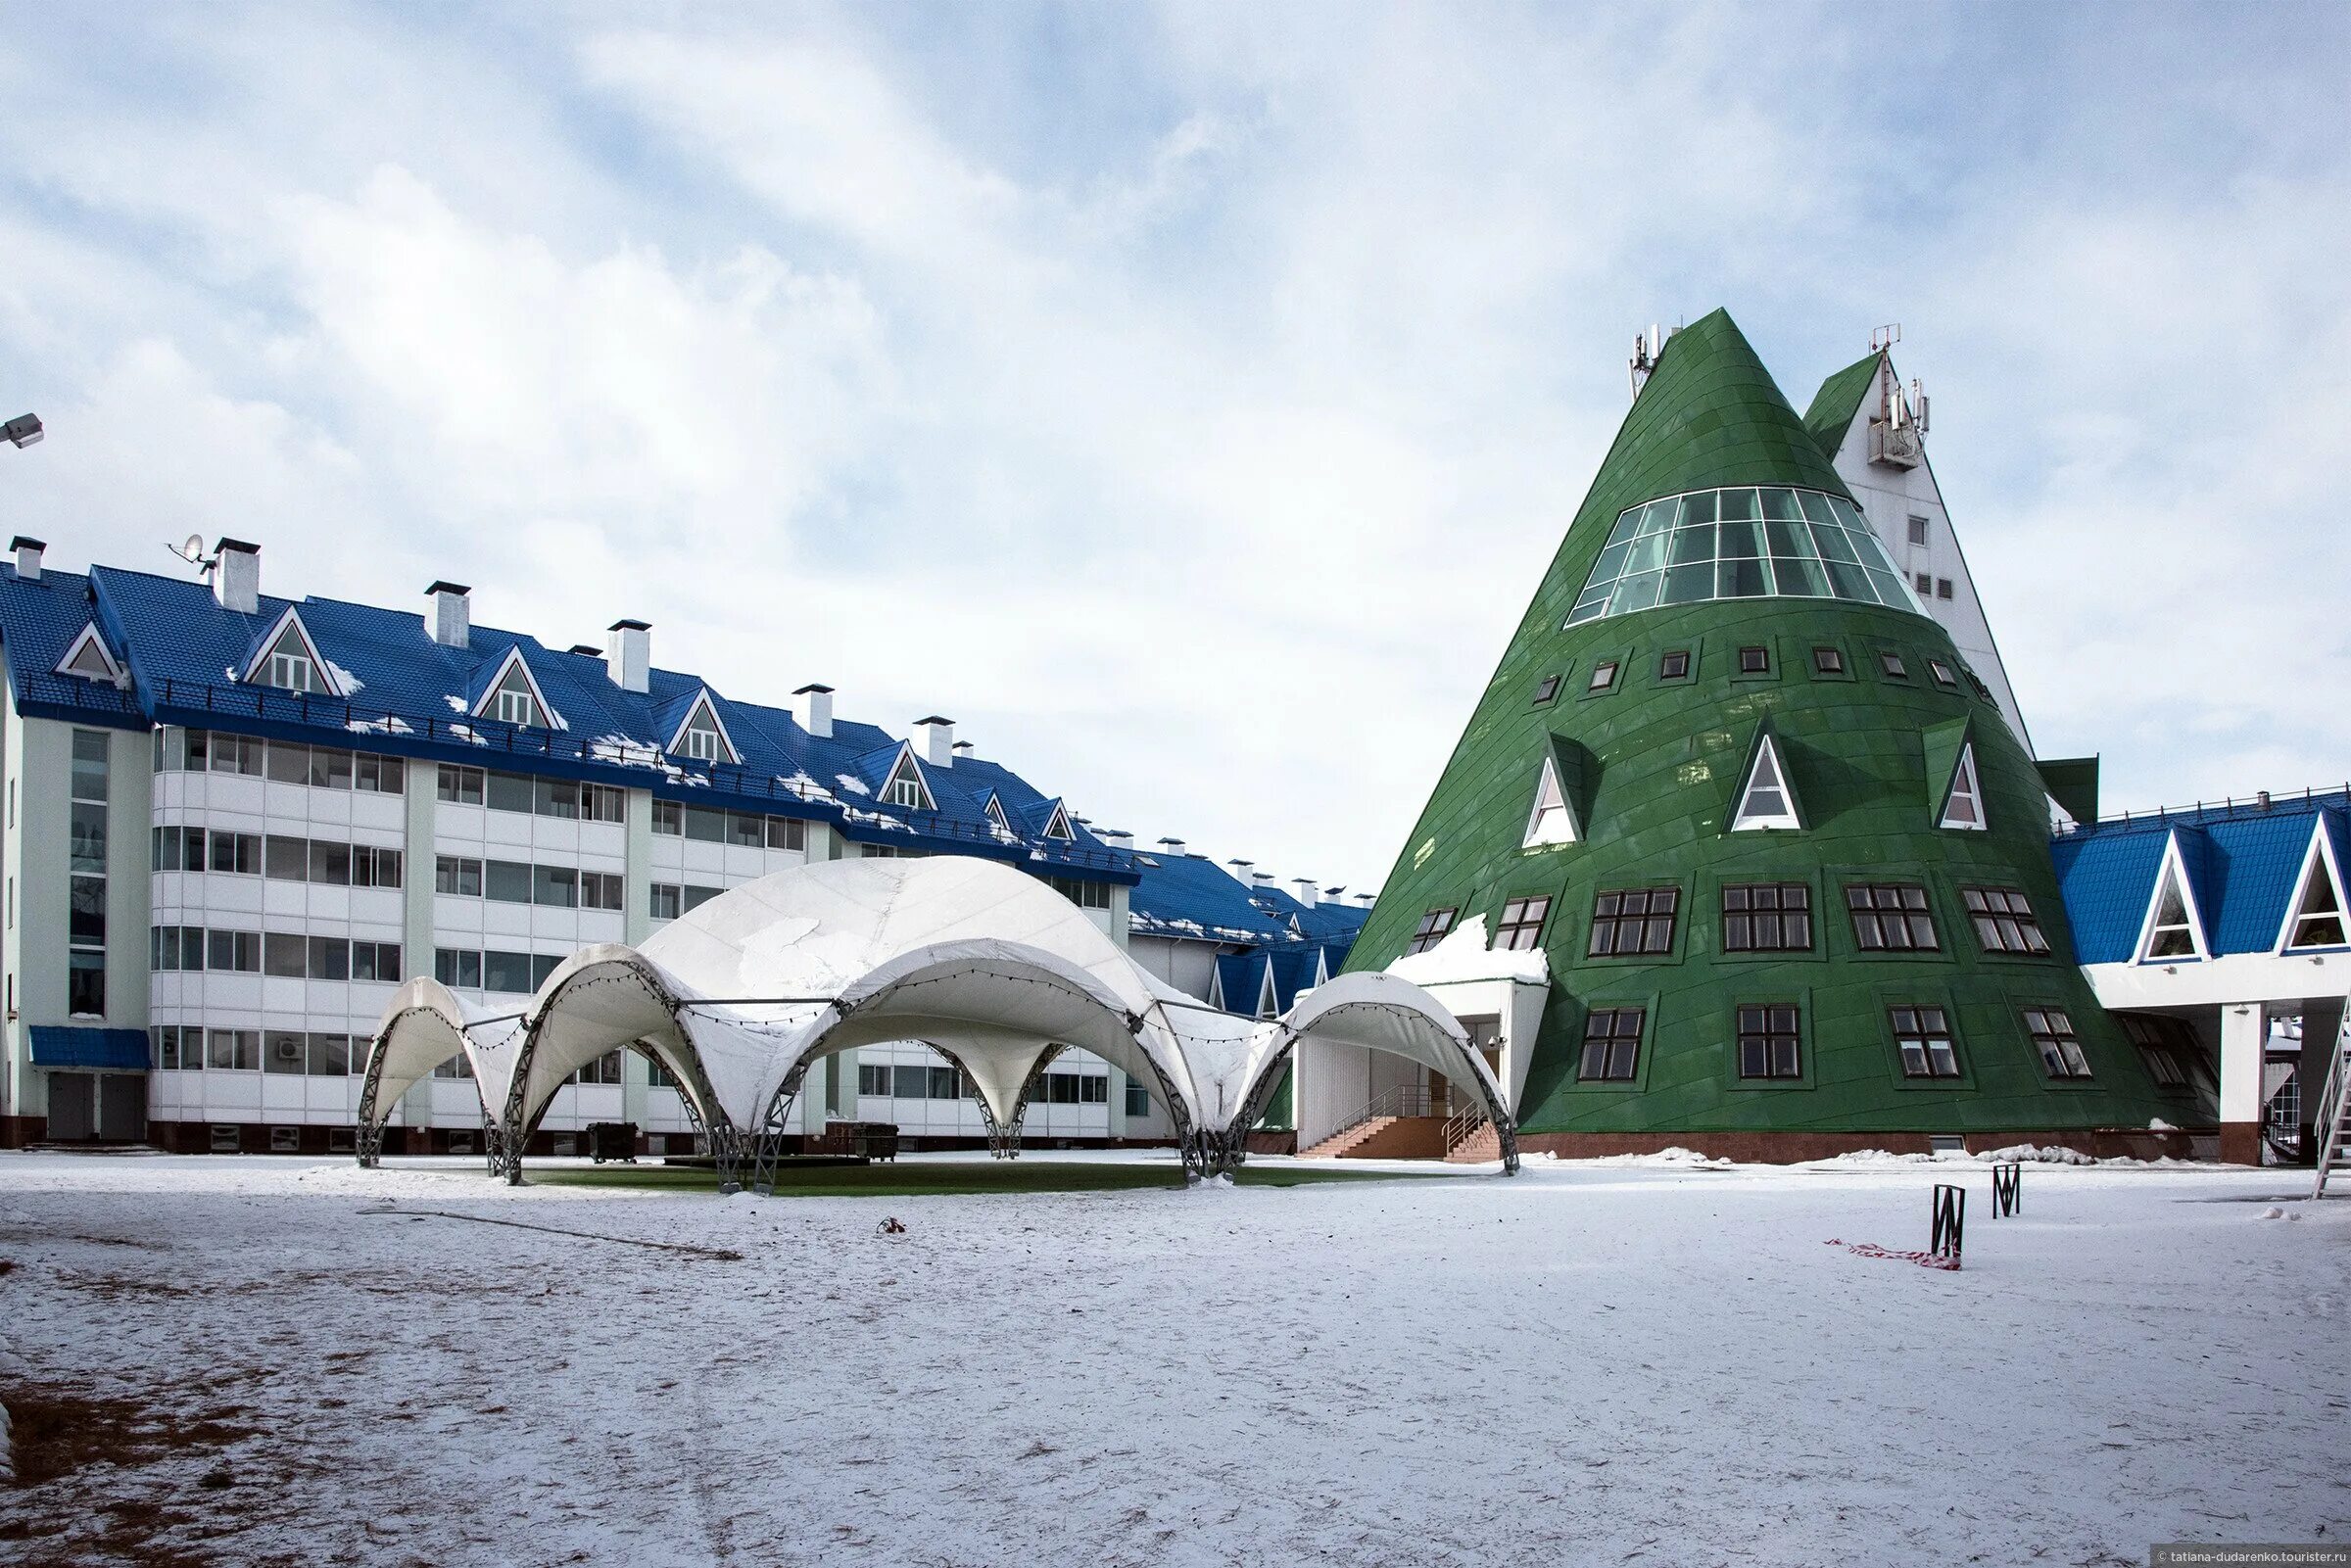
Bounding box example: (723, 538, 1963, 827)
(1291, 878, 1319, 908)
(1101, 830, 1134, 850)
(426, 581, 470, 649)
(952, 740, 974, 760)
(1353, 890, 1376, 907)
(1227, 859, 1253, 880)
(914, 715, 955, 767)
(11, 535, 43, 581)
(1157, 837, 1186, 858)
(213, 538, 260, 614)
(604, 619, 650, 693)
(792, 684, 835, 738)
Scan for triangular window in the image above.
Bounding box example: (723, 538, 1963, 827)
(2138, 837, 2207, 961)
(669, 693, 738, 766)
(2280, 825, 2348, 952)
(55, 625, 122, 684)
(243, 608, 341, 697)
(1522, 755, 1580, 847)
(882, 748, 936, 812)
(1731, 736, 1801, 832)
(1040, 801, 1075, 841)
(983, 794, 1013, 835)
(1256, 965, 1279, 1020)
(470, 646, 559, 731)
(1939, 742, 1987, 831)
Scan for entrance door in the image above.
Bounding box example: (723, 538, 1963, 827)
(48, 1072, 95, 1140)
(97, 1075, 147, 1140)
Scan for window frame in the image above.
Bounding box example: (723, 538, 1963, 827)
(1492, 894, 1552, 952)
(1586, 885, 1679, 959)
(2023, 1006, 2094, 1080)
(1889, 1005, 1961, 1079)
(1656, 648, 1692, 683)
(1846, 881, 1941, 954)
(1720, 880, 1814, 954)
(1405, 907, 1458, 956)
(1961, 885, 2051, 957)
(1576, 1006, 1646, 1082)
(1735, 1003, 1803, 1080)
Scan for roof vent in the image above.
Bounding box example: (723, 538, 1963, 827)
(1100, 830, 1134, 850)
(213, 538, 260, 614)
(1226, 859, 1253, 879)
(566, 643, 600, 656)
(1157, 836, 1186, 858)
(426, 581, 470, 649)
(1353, 890, 1376, 907)
(913, 715, 955, 768)
(604, 619, 649, 693)
(11, 535, 43, 582)
(952, 739, 974, 757)
(792, 683, 834, 738)
(1291, 878, 1319, 908)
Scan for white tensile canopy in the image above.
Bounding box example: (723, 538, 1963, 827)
(357, 856, 1515, 1180)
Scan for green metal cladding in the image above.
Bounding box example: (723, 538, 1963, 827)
(1346, 309, 2203, 1137)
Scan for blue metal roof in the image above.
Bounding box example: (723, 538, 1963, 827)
(29, 1026, 150, 1069)
(1, 557, 1133, 881)
(2052, 790, 2351, 963)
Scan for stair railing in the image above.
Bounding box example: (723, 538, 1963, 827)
(2311, 997, 2351, 1200)
(1442, 1103, 1490, 1157)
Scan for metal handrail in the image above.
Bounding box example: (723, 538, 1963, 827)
(2311, 998, 2351, 1200)
(2056, 782, 2351, 836)
(132, 672, 1133, 874)
(1442, 1103, 1491, 1156)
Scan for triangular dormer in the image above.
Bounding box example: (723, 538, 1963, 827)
(470, 645, 561, 732)
(880, 744, 936, 813)
(666, 690, 740, 766)
(240, 605, 343, 697)
(2135, 832, 2210, 963)
(982, 792, 1014, 835)
(1038, 799, 1075, 841)
(1255, 961, 1279, 1020)
(1522, 752, 1581, 847)
(1729, 731, 1802, 832)
(2278, 816, 2349, 953)
(54, 623, 123, 685)
(1938, 741, 1987, 832)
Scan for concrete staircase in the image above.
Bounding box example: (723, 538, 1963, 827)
(2312, 997, 2351, 1199)
(1444, 1122, 1503, 1164)
(1299, 1116, 1449, 1161)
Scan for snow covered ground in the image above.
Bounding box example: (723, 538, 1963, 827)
(1, 1150, 2345, 1567)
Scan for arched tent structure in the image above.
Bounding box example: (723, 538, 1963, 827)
(360, 857, 1518, 1184)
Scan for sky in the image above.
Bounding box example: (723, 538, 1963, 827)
(1, 4, 2346, 893)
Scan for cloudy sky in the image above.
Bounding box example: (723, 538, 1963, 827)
(1, 4, 2345, 891)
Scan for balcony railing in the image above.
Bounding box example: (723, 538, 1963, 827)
(135, 673, 1135, 875)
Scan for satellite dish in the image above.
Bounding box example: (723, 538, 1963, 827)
(180, 534, 206, 563)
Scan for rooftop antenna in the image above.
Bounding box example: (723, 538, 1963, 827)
(1628, 322, 1662, 401)
(1909, 377, 1930, 435)
(1871, 322, 1900, 354)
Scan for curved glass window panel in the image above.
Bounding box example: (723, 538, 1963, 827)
(1565, 487, 1934, 626)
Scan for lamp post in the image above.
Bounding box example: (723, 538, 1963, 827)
(2, 413, 40, 449)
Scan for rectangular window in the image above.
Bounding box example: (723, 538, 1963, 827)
(534, 778, 581, 819)
(886, 778, 927, 810)
(652, 799, 683, 835)
(1847, 883, 1938, 951)
(70, 875, 107, 946)
(648, 882, 682, 922)
(352, 846, 403, 889)
(1578, 1008, 1645, 1080)
(1907, 514, 1930, 546)
(765, 817, 806, 851)
(435, 856, 483, 897)
(1587, 660, 1619, 692)
(1532, 674, 1561, 706)
(927, 1065, 963, 1100)
(211, 832, 261, 875)
(683, 806, 726, 842)
(1738, 645, 1769, 674)
(891, 1063, 929, 1098)
(264, 932, 308, 977)
(68, 732, 108, 1018)
(438, 765, 486, 806)
(435, 948, 484, 989)
(264, 835, 310, 880)
(533, 865, 579, 908)
(584, 784, 625, 823)
(1588, 886, 1677, 957)
(1891, 1006, 1960, 1078)
(308, 840, 352, 885)
(207, 733, 264, 776)
(581, 872, 625, 912)
(1878, 650, 1908, 680)
(1737, 1005, 1801, 1079)
(1962, 887, 2050, 955)
(727, 811, 767, 848)
(209, 1028, 261, 1070)
(266, 741, 311, 784)
(2120, 1016, 2192, 1089)
(70, 800, 108, 873)
(1125, 1078, 1152, 1117)
(682, 884, 722, 913)
(1928, 659, 1957, 688)
(495, 688, 536, 726)
(1913, 573, 1933, 595)
(1811, 646, 1844, 676)
(1045, 876, 1113, 910)
(1406, 907, 1458, 956)
(1657, 650, 1690, 680)
(482, 949, 538, 994)
(71, 728, 110, 802)
(309, 1033, 353, 1075)
(352, 941, 403, 983)
(1493, 895, 1551, 952)
(485, 861, 533, 903)
(858, 1063, 891, 1097)
(2025, 1008, 2093, 1078)
(308, 747, 354, 790)
(356, 754, 405, 794)
(1936, 578, 1953, 599)
(265, 1030, 309, 1074)
(208, 928, 260, 973)
(485, 771, 535, 814)
(306, 935, 350, 980)
(1721, 882, 1812, 952)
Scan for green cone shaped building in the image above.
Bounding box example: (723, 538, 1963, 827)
(1346, 309, 2194, 1156)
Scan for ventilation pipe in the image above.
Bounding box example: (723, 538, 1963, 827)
(11, 536, 42, 581)
(914, 716, 955, 767)
(792, 684, 835, 738)
(605, 619, 650, 693)
(213, 538, 260, 614)
(426, 582, 471, 649)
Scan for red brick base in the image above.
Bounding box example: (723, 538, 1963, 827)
(1, 1115, 46, 1149)
(2217, 1122, 2263, 1166)
(1513, 1126, 2208, 1164)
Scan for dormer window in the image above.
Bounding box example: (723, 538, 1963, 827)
(55, 625, 123, 685)
(493, 669, 541, 727)
(242, 608, 343, 698)
(887, 776, 925, 809)
(666, 692, 739, 767)
(469, 646, 560, 733)
(682, 724, 720, 763)
(881, 747, 936, 813)
(1040, 802, 1076, 841)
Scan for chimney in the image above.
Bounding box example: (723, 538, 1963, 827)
(792, 683, 834, 738)
(952, 740, 974, 760)
(1100, 830, 1134, 850)
(1291, 878, 1319, 908)
(1157, 837, 1187, 858)
(213, 538, 260, 614)
(1251, 872, 1274, 887)
(565, 643, 600, 656)
(426, 581, 470, 649)
(1353, 890, 1376, 907)
(11, 536, 43, 581)
(605, 619, 649, 693)
(1227, 859, 1253, 880)
(913, 715, 955, 767)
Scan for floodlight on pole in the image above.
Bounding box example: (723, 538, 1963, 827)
(3, 413, 41, 449)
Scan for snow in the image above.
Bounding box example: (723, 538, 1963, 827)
(323, 659, 362, 693)
(1384, 914, 1549, 985)
(1, 1152, 2343, 1565)
(836, 773, 871, 796)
